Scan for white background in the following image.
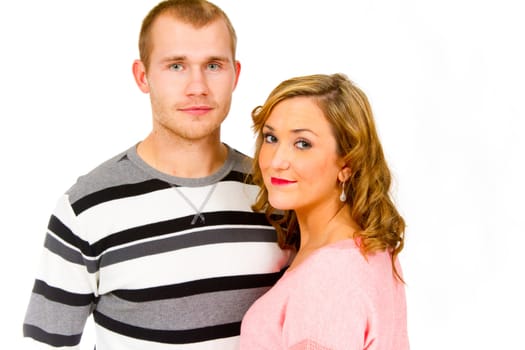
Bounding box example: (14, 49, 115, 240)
(1, 1, 524, 349)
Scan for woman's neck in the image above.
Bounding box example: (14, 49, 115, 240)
(287, 204, 359, 271)
(297, 203, 360, 251)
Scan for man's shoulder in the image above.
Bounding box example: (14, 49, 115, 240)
(228, 146, 254, 174)
(65, 145, 152, 203)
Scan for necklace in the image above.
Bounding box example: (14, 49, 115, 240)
(172, 183, 218, 225)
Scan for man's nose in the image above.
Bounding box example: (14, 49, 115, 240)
(185, 68, 209, 96)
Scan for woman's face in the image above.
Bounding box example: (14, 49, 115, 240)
(258, 96, 346, 213)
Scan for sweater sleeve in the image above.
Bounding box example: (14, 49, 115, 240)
(289, 339, 335, 350)
(282, 252, 371, 350)
(22, 194, 98, 349)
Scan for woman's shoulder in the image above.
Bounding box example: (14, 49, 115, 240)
(301, 239, 366, 272)
(293, 239, 394, 291)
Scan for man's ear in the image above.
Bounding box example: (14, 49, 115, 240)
(132, 60, 149, 93)
(232, 60, 241, 90)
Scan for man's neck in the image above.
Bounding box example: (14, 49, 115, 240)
(137, 132, 228, 178)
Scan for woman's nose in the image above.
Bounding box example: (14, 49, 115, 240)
(270, 145, 291, 170)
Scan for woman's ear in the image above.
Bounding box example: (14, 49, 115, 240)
(338, 165, 352, 182)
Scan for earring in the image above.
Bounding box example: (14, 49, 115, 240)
(339, 181, 347, 202)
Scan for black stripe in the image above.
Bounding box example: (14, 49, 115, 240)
(91, 211, 271, 256)
(94, 310, 240, 344)
(48, 210, 271, 258)
(48, 215, 92, 255)
(71, 172, 253, 215)
(223, 170, 253, 184)
(72, 179, 170, 215)
(99, 226, 277, 268)
(23, 324, 82, 347)
(32, 279, 95, 306)
(114, 269, 286, 302)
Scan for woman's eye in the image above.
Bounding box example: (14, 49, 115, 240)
(296, 140, 312, 150)
(263, 133, 277, 143)
(169, 63, 183, 71)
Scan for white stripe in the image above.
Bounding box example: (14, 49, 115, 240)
(22, 337, 78, 350)
(76, 182, 260, 243)
(98, 242, 290, 292)
(36, 248, 98, 295)
(54, 193, 84, 236)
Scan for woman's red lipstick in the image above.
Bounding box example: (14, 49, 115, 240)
(271, 177, 296, 185)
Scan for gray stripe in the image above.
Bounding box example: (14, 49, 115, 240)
(96, 287, 270, 330)
(44, 234, 98, 273)
(23, 293, 92, 336)
(100, 227, 275, 268)
(45, 226, 274, 273)
(67, 144, 252, 204)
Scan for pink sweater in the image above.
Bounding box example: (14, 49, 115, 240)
(240, 239, 409, 349)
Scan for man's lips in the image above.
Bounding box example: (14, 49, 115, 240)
(179, 106, 213, 116)
(271, 177, 297, 185)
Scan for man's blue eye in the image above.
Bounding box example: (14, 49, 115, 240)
(169, 64, 183, 71)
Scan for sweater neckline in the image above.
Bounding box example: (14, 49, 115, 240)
(284, 238, 358, 277)
(126, 143, 235, 187)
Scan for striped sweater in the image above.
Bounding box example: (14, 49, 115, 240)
(23, 144, 290, 349)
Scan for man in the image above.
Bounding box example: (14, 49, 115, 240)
(22, 1, 290, 348)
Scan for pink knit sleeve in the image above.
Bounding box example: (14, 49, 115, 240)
(289, 339, 333, 350)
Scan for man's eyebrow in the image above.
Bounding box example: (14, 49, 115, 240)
(208, 55, 230, 61)
(160, 55, 231, 64)
(161, 55, 187, 63)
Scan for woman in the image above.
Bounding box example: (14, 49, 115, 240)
(240, 73, 409, 349)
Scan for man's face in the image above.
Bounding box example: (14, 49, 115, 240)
(138, 15, 240, 142)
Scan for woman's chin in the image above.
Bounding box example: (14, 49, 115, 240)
(268, 197, 295, 211)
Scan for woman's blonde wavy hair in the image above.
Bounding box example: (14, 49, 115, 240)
(251, 73, 405, 280)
